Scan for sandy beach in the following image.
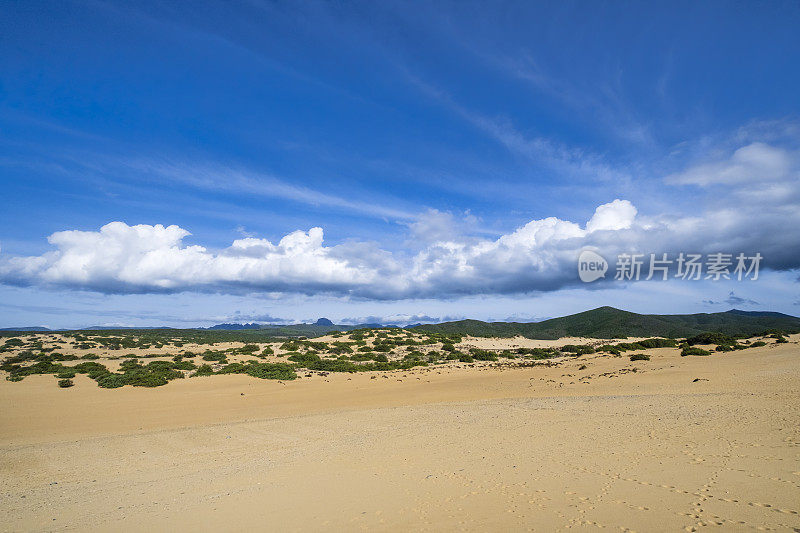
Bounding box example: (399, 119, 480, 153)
(1, 337, 799, 532)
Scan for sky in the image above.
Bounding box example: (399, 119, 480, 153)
(1, 0, 799, 328)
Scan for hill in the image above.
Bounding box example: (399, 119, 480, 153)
(411, 307, 800, 339)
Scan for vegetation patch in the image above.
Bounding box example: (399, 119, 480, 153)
(559, 344, 596, 355)
(681, 347, 711, 356)
(685, 332, 736, 346)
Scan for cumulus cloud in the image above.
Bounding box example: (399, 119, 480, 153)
(585, 200, 637, 232)
(2, 140, 799, 298)
(0, 222, 385, 295)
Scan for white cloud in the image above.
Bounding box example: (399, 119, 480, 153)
(2, 140, 800, 298)
(108, 157, 419, 221)
(665, 142, 796, 186)
(1, 222, 380, 294)
(586, 199, 637, 232)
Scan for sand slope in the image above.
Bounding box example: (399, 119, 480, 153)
(1, 340, 799, 531)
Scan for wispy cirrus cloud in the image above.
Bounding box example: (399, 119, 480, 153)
(119, 157, 418, 220)
(405, 73, 634, 187)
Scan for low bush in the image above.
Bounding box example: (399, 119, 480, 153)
(559, 344, 596, 355)
(217, 363, 248, 374)
(469, 348, 498, 361)
(599, 338, 675, 353)
(287, 352, 322, 364)
(172, 360, 197, 370)
(681, 347, 711, 356)
(238, 344, 260, 354)
(192, 364, 215, 376)
(58, 378, 74, 388)
(629, 353, 650, 361)
(685, 332, 735, 346)
(405, 350, 425, 361)
(201, 351, 228, 363)
(715, 343, 745, 352)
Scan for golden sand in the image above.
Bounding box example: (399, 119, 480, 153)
(1, 337, 799, 531)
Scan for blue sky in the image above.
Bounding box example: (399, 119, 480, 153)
(1, 1, 799, 328)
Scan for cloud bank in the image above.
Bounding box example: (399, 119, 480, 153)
(2, 141, 798, 298)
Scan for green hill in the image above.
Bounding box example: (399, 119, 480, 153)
(411, 307, 800, 339)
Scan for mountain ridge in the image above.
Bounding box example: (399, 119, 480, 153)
(1, 308, 798, 338)
(410, 307, 800, 339)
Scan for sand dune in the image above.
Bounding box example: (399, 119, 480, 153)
(1, 338, 799, 531)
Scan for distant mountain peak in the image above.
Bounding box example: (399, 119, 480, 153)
(315, 318, 334, 326)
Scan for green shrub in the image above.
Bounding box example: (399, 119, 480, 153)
(750, 341, 767, 347)
(715, 343, 745, 352)
(458, 353, 474, 363)
(629, 353, 650, 361)
(372, 343, 392, 352)
(287, 352, 322, 364)
(329, 344, 354, 354)
(686, 332, 735, 346)
(681, 347, 711, 356)
(599, 338, 675, 353)
(559, 344, 595, 355)
(96, 373, 127, 388)
(239, 344, 260, 354)
(636, 338, 678, 349)
(303, 359, 363, 373)
(217, 363, 247, 374)
(192, 364, 215, 376)
(516, 347, 558, 359)
(469, 348, 498, 361)
(405, 350, 425, 360)
(235, 362, 291, 379)
(202, 351, 228, 363)
(172, 360, 197, 370)
(58, 378, 74, 388)
(73, 361, 107, 374)
(374, 354, 388, 363)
